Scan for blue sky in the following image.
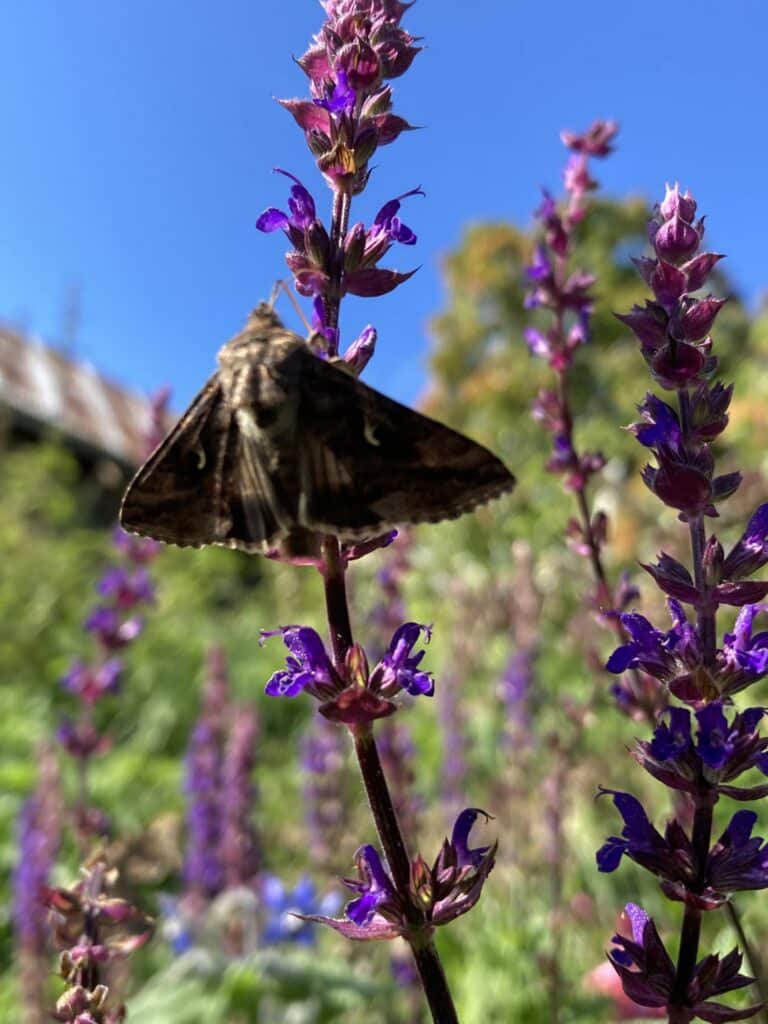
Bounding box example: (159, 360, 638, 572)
(2, 0, 766, 410)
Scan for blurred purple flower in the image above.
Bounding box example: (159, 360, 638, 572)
(183, 720, 224, 899)
(220, 705, 260, 889)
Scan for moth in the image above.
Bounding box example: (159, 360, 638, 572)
(120, 303, 515, 559)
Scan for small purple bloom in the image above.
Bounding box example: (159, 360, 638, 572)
(343, 323, 377, 374)
(256, 170, 317, 234)
(263, 625, 339, 698)
(60, 658, 123, 704)
(638, 702, 768, 797)
(97, 567, 154, 608)
(526, 244, 551, 282)
(722, 604, 768, 680)
(345, 845, 396, 926)
(630, 393, 682, 450)
(524, 326, 550, 358)
(649, 706, 691, 761)
(313, 68, 356, 114)
(608, 904, 675, 1010)
(723, 504, 768, 580)
(607, 603, 693, 677)
(371, 622, 434, 697)
(707, 811, 768, 893)
(84, 607, 143, 649)
(696, 702, 734, 770)
(369, 187, 424, 247)
(596, 790, 671, 874)
(450, 808, 492, 868)
(112, 527, 161, 563)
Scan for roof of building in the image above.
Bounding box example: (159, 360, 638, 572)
(0, 323, 161, 467)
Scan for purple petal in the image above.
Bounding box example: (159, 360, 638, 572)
(256, 208, 290, 233)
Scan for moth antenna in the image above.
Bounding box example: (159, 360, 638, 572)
(269, 279, 312, 335)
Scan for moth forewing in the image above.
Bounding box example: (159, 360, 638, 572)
(119, 304, 516, 558)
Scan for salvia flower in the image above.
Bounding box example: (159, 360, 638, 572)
(60, 659, 122, 705)
(598, 790, 768, 909)
(607, 601, 768, 702)
(262, 621, 434, 723)
(307, 809, 495, 941)
(608, 903, 758, 1021)
(617, 183, 725, 392)
(603, 183, 768, 1020)
(256, 0, 420, 347)
(635, 703, 768, 799)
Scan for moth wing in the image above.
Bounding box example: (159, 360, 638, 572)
(120, 377, 233, 547)
(120, 376, 287, 552)
(229, 425, 293, 550)
(286, 348, 515, 537)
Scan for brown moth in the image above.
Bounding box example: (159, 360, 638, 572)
(120, 304, 515, 558)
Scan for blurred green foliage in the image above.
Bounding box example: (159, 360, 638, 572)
(3, 196, 768, 1022)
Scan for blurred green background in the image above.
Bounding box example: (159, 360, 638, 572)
(4, 197, 768, 1022)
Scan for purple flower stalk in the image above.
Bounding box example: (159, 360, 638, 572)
(220, 704, 261, 889)
(526, 121, 666, 723)
(183, 647, 263, 913)
(13, 747, 61, 1024)
(301, 717, 351, 870)
(253, 6, 493, 1019)
(599, 185, 768, 1022)
(182, 647, 230, 902)
(57, 390, 168, 848)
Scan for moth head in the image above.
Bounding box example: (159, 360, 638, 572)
(244, 302, 285, 333)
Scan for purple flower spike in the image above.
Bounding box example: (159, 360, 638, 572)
(263, 625, 340, 698)
(345, 845, 396, 926)
(372, 622, 434, 697)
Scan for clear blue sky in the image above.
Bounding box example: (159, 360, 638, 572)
(2, 0, 766, 410)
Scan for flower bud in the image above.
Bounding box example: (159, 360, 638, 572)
(653, 212, 701, 264)
(660, 182, 697, 222)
